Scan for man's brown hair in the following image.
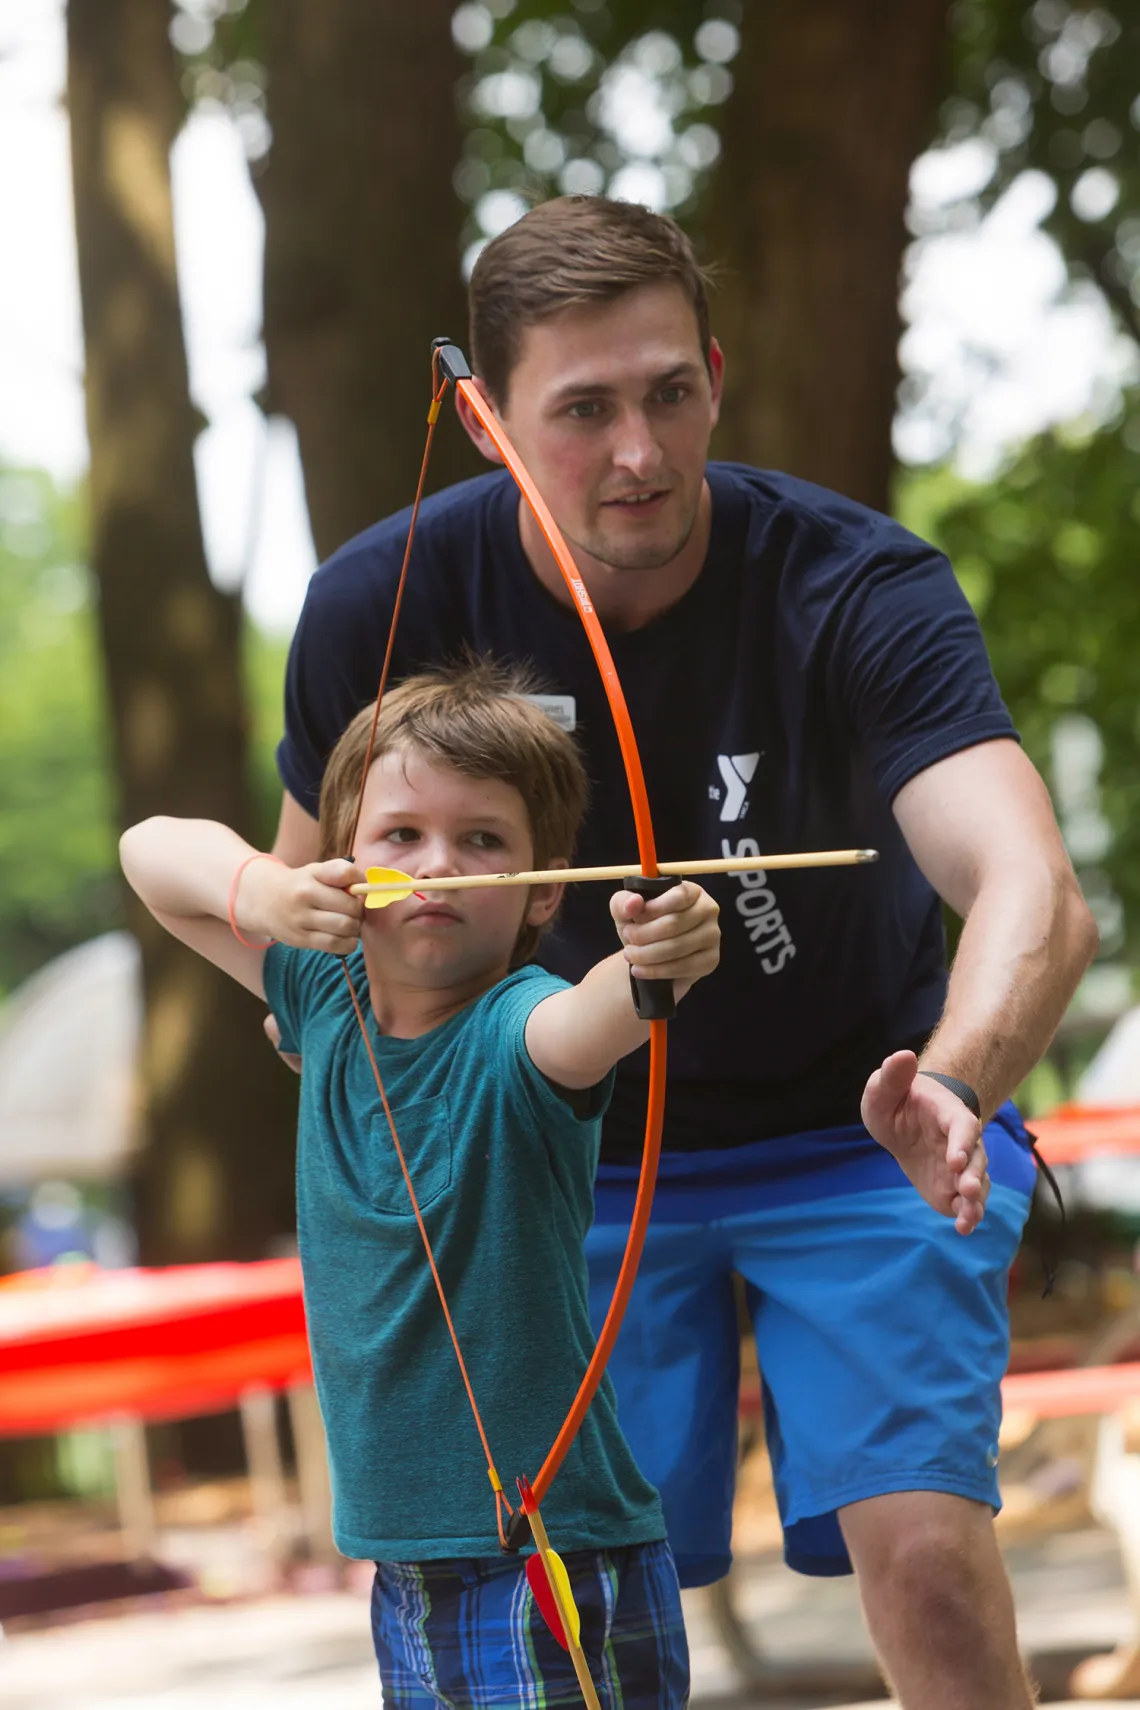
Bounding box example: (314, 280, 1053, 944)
(469, 195, 712, 405)
(319, 659, 589, 966)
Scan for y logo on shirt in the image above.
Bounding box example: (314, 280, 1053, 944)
(716, 753, 760, 822)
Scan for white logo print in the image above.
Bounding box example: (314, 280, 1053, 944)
(716, 753, 760, 822)
(722, 837, 797, 976)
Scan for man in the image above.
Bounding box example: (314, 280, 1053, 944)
(271, 196, 1097, 1709)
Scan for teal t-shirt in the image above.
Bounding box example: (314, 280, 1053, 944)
(264, 945, 664, 1561)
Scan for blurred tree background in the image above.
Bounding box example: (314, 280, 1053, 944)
(4, 0, 1139, 1277)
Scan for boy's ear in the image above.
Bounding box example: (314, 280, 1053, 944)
(526, 856, 568, 927)
(525, 882, 564, 927)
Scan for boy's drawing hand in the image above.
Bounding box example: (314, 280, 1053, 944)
(238, 857, 365, 954)
(610, 880, 720, 996)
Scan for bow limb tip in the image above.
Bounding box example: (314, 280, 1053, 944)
(432, 340, 472, 383)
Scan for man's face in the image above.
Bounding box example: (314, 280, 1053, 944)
(496, 282, 722, 574)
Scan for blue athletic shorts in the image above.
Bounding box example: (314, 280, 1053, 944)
(587, 1104, 1036, 1585)
(370, 1539, 688, 1709)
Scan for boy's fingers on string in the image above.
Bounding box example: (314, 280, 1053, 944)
(298, 876, 364, 917)
(308, 890, 364, 921)
(305, 910, 361, 941)
(309, 857, 364, 891)
(308, 930, 361, 957)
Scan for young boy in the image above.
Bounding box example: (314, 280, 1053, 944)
(120, 661, 720, 1709)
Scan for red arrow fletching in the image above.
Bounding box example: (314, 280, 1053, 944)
(526, 1551, 569, 1649)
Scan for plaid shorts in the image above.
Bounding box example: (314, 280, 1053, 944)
(370, 1539, 689, 1709)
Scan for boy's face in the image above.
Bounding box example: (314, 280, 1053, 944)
(489, 280, 722, 575)
(353, 748, 562, 989)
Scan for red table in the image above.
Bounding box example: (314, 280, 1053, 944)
(0, 1259, 311, 1435)
(1028, 1104, 1140, 1167)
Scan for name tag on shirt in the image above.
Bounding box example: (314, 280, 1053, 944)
(524, 693, 577, 733)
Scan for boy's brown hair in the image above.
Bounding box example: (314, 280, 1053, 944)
(469, 195, 713, 406)
(319, 660, 589, 966)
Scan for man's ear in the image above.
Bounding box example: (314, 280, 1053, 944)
(455, 377, 506, 466)
(707, 337, 725, 428)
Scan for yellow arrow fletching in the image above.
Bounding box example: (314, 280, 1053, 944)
(363, 867, 416, 909)
(546, 1549, 580, 1647)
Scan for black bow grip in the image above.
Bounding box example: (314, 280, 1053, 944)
(623, 874, 679, 1021)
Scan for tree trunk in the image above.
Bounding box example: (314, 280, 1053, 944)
(258, 0, 478, 562)
(67, 0, 296, 1265)
(702, 0, 949, 514)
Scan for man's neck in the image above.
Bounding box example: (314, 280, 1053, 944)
(516, 478, 712, 633)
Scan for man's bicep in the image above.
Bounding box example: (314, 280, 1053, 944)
(273, 790, 321, 867)
(830, 550, 1017, 802)
(892, 738, 1070, 918)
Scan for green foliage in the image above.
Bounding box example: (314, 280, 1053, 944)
(0, 470, 120, 997)
(245, 624, 290, 849)
(447, 0, 738, 253)
(170, 0, 269, 168)
(0, 466, 290, 1002)
(896, 408, 1140, 959)
(939, 1, 1140, 345)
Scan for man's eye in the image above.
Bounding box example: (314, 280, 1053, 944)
(567, 400, 601, 420)
(658, 385, 687, 405)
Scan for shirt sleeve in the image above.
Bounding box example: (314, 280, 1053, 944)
(276, 541, 404, 816)
(485, 971, 616, 1135)
(262, 943, 339, 1057)
(827, 547, 1018, 804)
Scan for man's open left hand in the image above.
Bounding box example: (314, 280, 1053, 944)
(861, 1050, 989, 1235)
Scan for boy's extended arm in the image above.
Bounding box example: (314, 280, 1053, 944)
(119, 817, 363, 999)
(524, 882, 720, 1090)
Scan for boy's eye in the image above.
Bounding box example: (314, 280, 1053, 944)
(468, 830, 505, 850)
(385, 827, 420, 844)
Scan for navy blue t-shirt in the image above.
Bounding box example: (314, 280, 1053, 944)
(278, 463, 1017, 1160)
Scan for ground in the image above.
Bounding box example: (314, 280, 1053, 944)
(1, 1524, 1138, 1709)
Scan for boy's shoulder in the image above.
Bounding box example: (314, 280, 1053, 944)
(472, 966, 612, 1128)
(264, 952, 567, 1049)
(263, 942, 356, 1050)
(472, 963, 570, 1026)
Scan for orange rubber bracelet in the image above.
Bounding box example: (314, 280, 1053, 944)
(227, 853, 284, 949)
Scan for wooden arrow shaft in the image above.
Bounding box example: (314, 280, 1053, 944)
(526, 1500, 602, 1710)
(349, 848, 878, 898)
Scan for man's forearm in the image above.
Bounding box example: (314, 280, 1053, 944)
(921, 867, 1098, 1120)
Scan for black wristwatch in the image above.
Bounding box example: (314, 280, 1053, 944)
(917, 1071, 981, 1119)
